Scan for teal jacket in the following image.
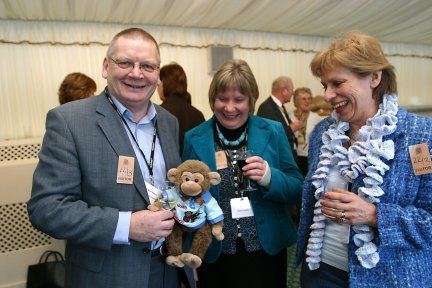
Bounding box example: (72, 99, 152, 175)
(183, 115, 303, 262)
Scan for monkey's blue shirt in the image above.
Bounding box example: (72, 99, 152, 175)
(173, 191, 224, 230)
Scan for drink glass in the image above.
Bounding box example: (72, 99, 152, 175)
(324, 170, 348, 193)
(324, 179, 348, 193)
(158, 181, 180, 210)
(323, 171, 348, 216)
(238, 149, 257, 192)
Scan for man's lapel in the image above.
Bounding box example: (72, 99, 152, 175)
(96, 95, 149, 203)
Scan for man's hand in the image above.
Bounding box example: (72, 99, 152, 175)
(290, 120, 303, 132)
(129, 209, 175, 242)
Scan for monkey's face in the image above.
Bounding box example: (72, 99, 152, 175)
(180, 171, 206, 197)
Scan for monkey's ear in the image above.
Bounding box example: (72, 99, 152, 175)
(167, 168, 179, 181)
(208, 172, 221, 185)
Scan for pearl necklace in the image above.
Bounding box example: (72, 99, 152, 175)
(305, 94, 399, 270)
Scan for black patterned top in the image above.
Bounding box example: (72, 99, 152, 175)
(214, 142, 262, 254)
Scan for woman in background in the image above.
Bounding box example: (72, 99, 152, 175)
(310, 95, 332, 117)
(158, 62, 205, 153)
(58, 72, 96, 104)
(288, 87, 325, 176)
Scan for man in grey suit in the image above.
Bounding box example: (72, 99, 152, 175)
(28, 28, 192, 288)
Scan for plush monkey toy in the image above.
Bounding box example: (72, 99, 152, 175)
(148, 160, 224, 269)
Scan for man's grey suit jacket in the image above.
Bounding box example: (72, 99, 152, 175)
(28, 92, 182, 288)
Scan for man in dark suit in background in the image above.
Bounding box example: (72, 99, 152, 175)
(257, 76, 302, 158)
(28, 28, 192, 288)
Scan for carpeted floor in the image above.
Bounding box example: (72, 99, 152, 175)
(286, 244, 301, 288)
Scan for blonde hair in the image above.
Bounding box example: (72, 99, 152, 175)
(209, 59, 259, 113)
(310, 95, 332, 116)
(310, 32, 397, 103)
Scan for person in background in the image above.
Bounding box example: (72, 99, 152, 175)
(288, 87, 325, 177)
(257, 76, 302, 158)
(28, 27, 193, 288)
(58, 72, 96, 104)
(257, 76, 304, 226)
(183, 59, 303, 288)
(295, 32, 432, 287)
(158, 62, 205, 153)
(310, 95, 332, 117)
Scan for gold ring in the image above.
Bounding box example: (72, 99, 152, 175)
(338, 210, 346, 224)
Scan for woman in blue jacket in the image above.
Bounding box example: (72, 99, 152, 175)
(295, 32, 432, 287)
(183, 59, 303, 288)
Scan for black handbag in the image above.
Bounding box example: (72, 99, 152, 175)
(26, 250, 65, 288)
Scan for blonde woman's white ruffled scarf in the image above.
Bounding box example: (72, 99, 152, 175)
(306, 94, 398, 270)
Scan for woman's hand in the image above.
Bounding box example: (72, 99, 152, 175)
(242, 156, 267, 182)
(320, 188, 377, 227)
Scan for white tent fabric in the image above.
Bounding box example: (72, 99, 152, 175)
(2, 19, 432, 56)
(2, 0, 432, 46)
(1, 0, 432, 140)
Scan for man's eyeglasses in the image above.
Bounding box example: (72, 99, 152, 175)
(109, 57, 159, 73)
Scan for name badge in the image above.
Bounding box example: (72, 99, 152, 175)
(145, 181, 160, 204)
(117, 156, 134, 184)
(215, 151, 228, 170)
(408, 143, 432, 175)
(230, 197, 254, 218)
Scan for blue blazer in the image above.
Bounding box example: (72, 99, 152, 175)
(295, 109, 432, 287)
(183, 115, 303, 262)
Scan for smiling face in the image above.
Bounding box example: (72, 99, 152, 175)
(321, 65, 381, 130)
(214, 87, 250, 129)
(102, 36, 161, 114)
(295, 91, 312, 113)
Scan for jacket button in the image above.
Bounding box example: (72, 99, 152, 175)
(142, 247, 151, 254)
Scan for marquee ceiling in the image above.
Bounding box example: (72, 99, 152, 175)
(1, 0, 432, 46)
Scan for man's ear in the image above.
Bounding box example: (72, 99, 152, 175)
(208, 172, 221, 185)
(167, 168, 179, 182)
(102, 57, 109, 79)
(370, 70, 382, 88)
